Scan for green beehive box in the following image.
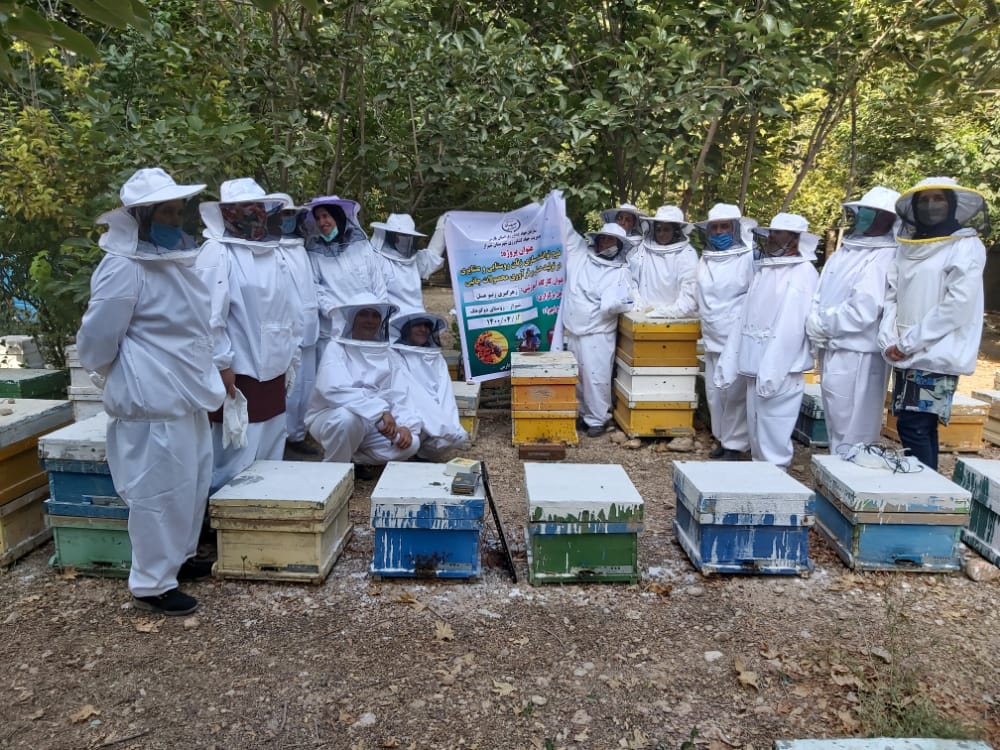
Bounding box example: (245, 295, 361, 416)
(524, 463, 644, 585)
(47, 514, 131, 578)
(0, 368, 68, 399)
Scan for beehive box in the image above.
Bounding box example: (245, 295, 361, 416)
(673, 461, 814, 576)
(812, 454, 970, 572)
(67, 386, 104, 422)
(46, 499, 131, 577)
(883, 394, 988, 452)
(512, 410, 579, 445)
(952, 457, 1000, 568)
(0, 368, 68, 400)
(793, 382, 829, 448)
(970, 389, 1000, 446)
(616, 314, 700, 367)
(453, 381, 481, 443)
(1, 485, 51, 566)
(443, 349, 463, 381)
(0, 334, 44, 369)
(1, 398, 73, 506)
(613, 358, 698, 402)
(525, 462, 643, 584)
(38, 412, 121, 508)
(612, 381, 696, 438)
(209, 460, 353, 583)
(370, 462, 485, 579)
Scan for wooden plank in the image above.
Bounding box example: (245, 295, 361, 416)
(517, 444, 567, 461)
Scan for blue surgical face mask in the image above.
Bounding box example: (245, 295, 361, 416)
(708, 232, 734, 251)
(320, 226, 339, 243)
(150, 223, 184, 249)
(281, 215, 298, 235)
(854, 206, 877, 235)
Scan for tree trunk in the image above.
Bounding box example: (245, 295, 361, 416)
(738, 108, 759, 213)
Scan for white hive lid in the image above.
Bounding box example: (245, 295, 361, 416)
(452, 381, 481, 409)
(673, 460, 813, 515)
(210, 460, 353, 511)
(951, 392, 988, 417)
(510, 351, 578, 379)
(38, 412, 110, 461)
(0, 398, 73, 448)
(371, 461, 486, 507)
(525, 463, 643, 522)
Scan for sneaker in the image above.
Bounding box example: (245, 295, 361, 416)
(285, 439, 320, 456)
(708, 444, 726, 459)
(586, 423, 609, 438)
(133, 588, 199, 617)
(354, 464, 379, 481)
(722, 449, 746, 461)
(177, 558, 214, 582)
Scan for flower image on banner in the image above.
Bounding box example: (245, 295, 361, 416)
(444, 191, 566, 382)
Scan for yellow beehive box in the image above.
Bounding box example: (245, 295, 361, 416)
(512, 383, 577, 411)
(1, 399, 73, 506)
(209, 461, 354, 583)
(0, 485, 51, 566)
(459, 414, 479, 443)
(612, 383, 697, 438)
(616, 314, 701, 367)
(882, 394, 988, 453)
(512, 409, 579, 446)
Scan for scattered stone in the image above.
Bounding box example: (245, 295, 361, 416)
(609, 431, 627, 444)
(353, 712, 376, 728)
(667, 436, 695, 452)
(686, 585, 705, 597)
(965, 557, 1000, 582)
(183, 617, 200, 630)
(704, 651, 724, 663)
(530, 694, 548, 706)
(624, 438, 643, 450)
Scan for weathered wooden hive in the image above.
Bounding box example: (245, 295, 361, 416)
(952, 457, 1000, 568)
(793, 382, 829, 448)
(509, 351, 579, 446)
(883, 392, 988, 453)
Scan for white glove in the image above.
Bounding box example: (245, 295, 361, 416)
(646, 305, 681, 319)
(222, 389, 249, 450)
(805, 310, 828, 346)
(285, 363, 297, 396)
(88, 371, 107, 390)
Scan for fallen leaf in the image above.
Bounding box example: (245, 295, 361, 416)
(838, 709, 860, 731)
(134, 619, 161, 634)
(381, 737, 401, 748)
(492, 680, 515, 697)
(759, 643, 780, 659)
(434, 621, 454, 642)
(28, 708, 44, 720)
(70, 704, 100, 723)
(395, 591, 427, 613)
(59, 567, 79, 580)
(646, 581, 673, 597)
(733, 655, 760, 690)
(338, 709, 355, 724)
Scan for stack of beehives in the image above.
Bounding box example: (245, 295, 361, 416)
(0, 335, 45, 369)
(612, 312, 700, 439)
(65, 344, 105, 422)
(452, 381, 481, 444)
(510, 351, 579, 446)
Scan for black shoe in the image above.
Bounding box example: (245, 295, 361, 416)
(133, 588, 199, 617)
(354, 464, 379, 481)
(286, 439, 320, 456)
(586, 423, 609, 438)
(708, 444, 726, 459)
(722, 449, 745, 461)
(178, 558, 214, 582)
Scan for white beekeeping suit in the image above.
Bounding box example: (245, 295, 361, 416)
(306, 295, 422, 468)
(304, 195, 388, 361)
(370, 213, 443, 311)
(389, 309, 468, 460)
(807, 186, 899, 453)
(77, 167, 225, 612)
(273, 197, 320, 453)
(196, 178, 301, 493)
(632, 205, 698, 317)
(557, 221, 639, 437)
(693, 203, 757, 459)
(717, 213, 819, 468)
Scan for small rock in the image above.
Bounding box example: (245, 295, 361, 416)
(353, 712, 376, 728)
(609, 431, 627, 444)
(571, 708, 592, 724)
(530, 695, 547, 706)
(667, 436, 695, 452)
(686, 585, 705, 597)
(0, 407, 13, 416)
(704, 651, 724, 663)
(965, 557, 1000, 582)
(624, 438, 643, 450)
(183, 617, 200, 630)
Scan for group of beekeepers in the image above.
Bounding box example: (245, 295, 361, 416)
(75, 168, 989, 616)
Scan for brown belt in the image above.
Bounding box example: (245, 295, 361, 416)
(208, 373, 285, 424)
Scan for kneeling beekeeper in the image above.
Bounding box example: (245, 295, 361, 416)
(77, 168, 226, 617)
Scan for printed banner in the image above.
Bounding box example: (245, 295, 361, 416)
(445, 190, 566, 382)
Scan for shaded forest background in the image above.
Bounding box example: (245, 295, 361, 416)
(1, 0, 998, 361)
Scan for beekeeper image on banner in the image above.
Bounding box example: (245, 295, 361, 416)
(878, 177, 989, 471)
(555, 221, 639, 438)
(196, 179, 302, 493)
(631, 205, 699, 318)
(693, 203, 757, 460)
(76, 168, 226, 617)
(370, 213, 444, 311)
(306, 295, 421, 479)
(807, 186, 900, 454)
(389, 308, 469, 460)
(716, 212, 819, 468)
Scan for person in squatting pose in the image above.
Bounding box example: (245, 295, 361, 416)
(807, 186, 900, 455)
(878, 177, 988, 471)
(693, 203, 757, 460)
(77, 168, 226, 616)
(715, 212, 819, 469)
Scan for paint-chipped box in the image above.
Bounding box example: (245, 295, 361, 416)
(510, 351, 578, 382)
(0, 368, 68, 400)
(1, 485, 51, 566)
(1, 398, 73, 507)
(46, 497, 131, 577)
(38, 413, 122, 509)
(525, 462, 643, 584)
(672, 461, 814, 576)
(812, 454, 970, 572)
(952, 457, 1000, 568)
(970, 389, 1000, 446)
(209, 460, 353, 584)
(793, 382, 829, 448)
(370, 461, 485, 579)
(883, 393, 988, 453)
(612, 381, 696, 438)
(453, 381, 481, 443)
(616, 314, 700, 367)
(613, 358, 698, 402)
(512, 409, 579, 446)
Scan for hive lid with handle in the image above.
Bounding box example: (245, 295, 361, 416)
(210, 460, 353, 515)
(525, 463, 643, 524)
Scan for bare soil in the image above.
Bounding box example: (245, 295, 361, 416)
(2, 291, 999, 750)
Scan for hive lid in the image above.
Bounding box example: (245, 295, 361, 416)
(510, 351, 578, 379)
(951, 393, 988, 417)
(452, 381, 481, 409)
(0, 398, 73, 448)
(673, 460, 813, 515)
(38, 412, 110, 461)
(525, 463, 643, 522)
(953, 457, 1000, 513)
(613, 358, 699, 377)
(812, 454, 970, 513)
(210, 460, 353, 511)
(371, 461, 486, 506)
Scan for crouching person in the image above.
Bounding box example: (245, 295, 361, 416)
(389, 309, 469, 460)
(306, 295, 421, 478)
(77, 168, 226, 616)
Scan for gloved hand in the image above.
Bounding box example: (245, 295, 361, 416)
(88, 371, 107, 390)
(285, 363, 297, 396)
(805, 310, 828, 346)
(222, 389, 249, 450)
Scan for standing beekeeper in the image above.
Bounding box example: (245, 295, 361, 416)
(632, 205, 698, 317)
(716, 213, 819, 468)
(878, 177, 988, 470)
(557, 222, 638, 437)
(305, 196, 387, 361)
(599, 203, 644, 240)
(389, 308, 468, 460)
(274, 197, 320, 456)
(306, 294, 421, 478)
(371, 213, 444, 310)
(77, 167, 225, 616)
(694, 203, 757, 460)
(196, 179, 302, 492)
(807, 186, 900, 454)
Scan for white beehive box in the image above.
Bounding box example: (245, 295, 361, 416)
(613, 358, 698, 402)
(510, 351, 578, 380)
(0, 334, 44, 369)
(451, 381, 481, 414)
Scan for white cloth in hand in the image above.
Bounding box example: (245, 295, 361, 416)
(222, 388, 249, 449)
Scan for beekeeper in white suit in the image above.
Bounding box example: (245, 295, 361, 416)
(77, 168, 226, 616)
(389, 308, 468, 460)
(716, 213, 819, 468)
(371, 213, 443, 310)
(694, 203, 757, 460)
(631, 205, 698, 317)
(196, 179, 301, 493)
(557, 222, 639, 437)
(599, 203, 644, 239)
(306, 295, 421, 478)
(807, 186, 900, 454)
(878, 177, 988, 471)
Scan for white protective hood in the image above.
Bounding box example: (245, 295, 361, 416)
(638, 205, 693, 253)
(599, 203, 644, 237)
(841, 185, 901, 248)
(752, 212, 819, 266)
(895, 177, 989, 243)
(371, 213, 427, 264)
(694, 203, 758, 257)
(199, 177, 290, 253)
(304, 195, 370, 255)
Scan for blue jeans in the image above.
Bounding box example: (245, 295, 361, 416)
(895, 410, 939, 470)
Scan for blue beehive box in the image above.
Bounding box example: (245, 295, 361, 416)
(812, 454, 970, 572)
(672, 461, 814, 576)
(952, 457, 1000, 568)
(793, 383, 828, 447)
(38, 413, 122, 509)
(370, 462, 485, 579)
